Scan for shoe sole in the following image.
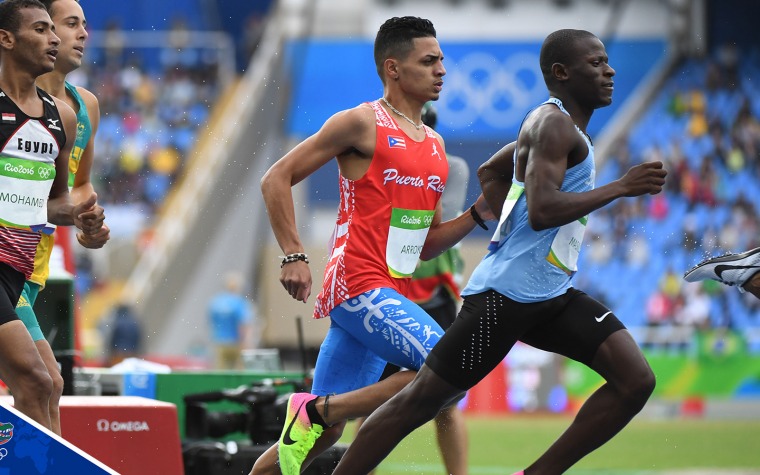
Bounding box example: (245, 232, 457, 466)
(684, 247, 760, 283)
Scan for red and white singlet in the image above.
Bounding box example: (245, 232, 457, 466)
(314, 100, 449, 319)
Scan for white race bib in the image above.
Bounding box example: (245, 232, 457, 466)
(386, 208, 434, 278)
(0, 156, 55, 229)
(546, 216, 588, 275)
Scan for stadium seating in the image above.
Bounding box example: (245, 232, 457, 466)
(579, 48, 760, 351)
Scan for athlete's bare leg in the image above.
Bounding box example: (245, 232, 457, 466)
(333, 366, 463, 475)
(249, 370, 416, 475)
(434, 404, 468, 475)
(523, 330, 655, 474)
(0, 321, 54, 428)
(743, 272, 760, 299)
(352, 402, 467, 475)
(35, 339, 64, 435)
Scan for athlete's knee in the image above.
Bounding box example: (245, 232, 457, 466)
(620, 365, 655, 409)
(633, 367, 656, 401)
(390, 383, 446, 423)
(49, 368, 64, 400)
(15, 366, 54, 402)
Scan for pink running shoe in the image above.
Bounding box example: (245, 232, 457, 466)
(278, 393, 324, 475)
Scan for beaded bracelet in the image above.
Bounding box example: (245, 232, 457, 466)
(280, 252, 309, 268)
(470, 205, 488, 230)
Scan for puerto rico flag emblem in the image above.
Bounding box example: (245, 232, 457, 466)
(388, 136, 406, 149)
(2, 113, 15, 123)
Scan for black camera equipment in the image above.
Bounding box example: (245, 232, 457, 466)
(182, 318, 347, 474)
(184, 378, 305, 444)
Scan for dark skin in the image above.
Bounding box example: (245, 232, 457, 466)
(332, 34, 665, 475)
(518, 36, 666, 231)
(477, 141, 515, 218)
(745, 273, 760, 299)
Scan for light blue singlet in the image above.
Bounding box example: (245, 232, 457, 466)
(462, 97, 596, 303)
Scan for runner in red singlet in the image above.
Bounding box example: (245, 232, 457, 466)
(253, 16, 494, 475)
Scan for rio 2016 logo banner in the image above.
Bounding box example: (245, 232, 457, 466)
(0, 404, 117, 474)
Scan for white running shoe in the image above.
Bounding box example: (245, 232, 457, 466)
(684, 247, 760, 288)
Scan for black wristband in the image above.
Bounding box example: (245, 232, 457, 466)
(470, 205, 488, 230)
(280, 252, 309, 268)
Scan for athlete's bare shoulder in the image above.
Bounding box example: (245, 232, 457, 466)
(74, 86, 99, 111)
(522, 103, 578, 146)
(74, 85, 101, 127)
(50, 95, 77, 128)
(320, 102, 377, 154)
(330, 102, 377, 132)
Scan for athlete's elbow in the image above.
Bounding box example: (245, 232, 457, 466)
(528, 210, 553, 231)
(260, 168, 272, 190)
(476, 162, 491, 182)
(419, 243, 442, 261)
(260, 167, 284, 197)
(419, 249, 434, 261)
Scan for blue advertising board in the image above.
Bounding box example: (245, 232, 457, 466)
(285, 38, 667, 208)
(0, 403, 117, 474)
(286, 39, 667, 141)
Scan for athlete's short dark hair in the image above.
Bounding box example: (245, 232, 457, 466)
(374, 16, 436, 79)
(37, 0, 78, 16)
(0, 0, 47, 34)
(539, 29, 598, 80)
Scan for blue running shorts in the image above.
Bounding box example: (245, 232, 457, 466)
(311, 287, 445, 396)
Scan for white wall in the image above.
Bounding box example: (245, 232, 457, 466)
(366, 0, 669, 40)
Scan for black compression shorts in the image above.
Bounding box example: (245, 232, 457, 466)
(425, 288, 625, 390)
(0, 262, 24, 326)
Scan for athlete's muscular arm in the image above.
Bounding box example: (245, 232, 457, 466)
(261, 105, 376, 303)
(420, 132, 494, 261)
(46, 99, 104, 233)
(523, 109, 666, 231)
(71, 87, 109, 249)
(478, 141, 516, 219)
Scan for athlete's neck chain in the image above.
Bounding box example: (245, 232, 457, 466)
(381, 97, 423, 130)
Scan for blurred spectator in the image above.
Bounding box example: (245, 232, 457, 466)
(102, 20, 126, 69)
(161, 17, 198, 69)
(676, 283, 712, 330)
(645, 289, 674, 327)
(103, 304, 143, 366)
(208, 272, 259, 370)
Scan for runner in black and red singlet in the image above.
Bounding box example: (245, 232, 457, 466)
(0, 0, 104, 430)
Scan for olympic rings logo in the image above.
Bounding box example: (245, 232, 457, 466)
(438, 51, 545, 130)
(38, 167, 52, 179)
